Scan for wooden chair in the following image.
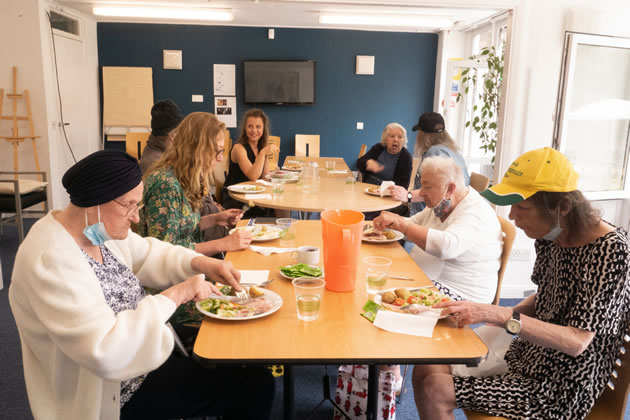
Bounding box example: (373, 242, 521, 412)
(494, 216, 516, 305)
(409, 157, 421, 191)
(212, 129, 232, 203)
(295, 134, 320, 157)
(268, 135, 281, 170)
(358, 143, 367, 158)
(125, 132, 150, 159)
(0, 171, 49, 244)
(470, 172, 490, 193)
(466, 330, 630, 420)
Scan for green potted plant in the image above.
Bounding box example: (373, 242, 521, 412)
(456, 45, 504, 162)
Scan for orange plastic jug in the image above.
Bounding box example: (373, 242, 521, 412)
(321, 209, 365, 292)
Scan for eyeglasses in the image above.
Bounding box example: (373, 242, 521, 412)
(216, 149, 225, 160)
(113, 199, 144, 216)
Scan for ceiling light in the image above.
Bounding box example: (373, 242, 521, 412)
(93, 6, 233, 21)
(319, 13, 453, 28)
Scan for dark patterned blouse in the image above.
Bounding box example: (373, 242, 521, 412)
(455, 227, 630, 419)
(82, 246, 147, 407)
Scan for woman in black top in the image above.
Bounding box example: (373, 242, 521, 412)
(221, 109, 278, 217)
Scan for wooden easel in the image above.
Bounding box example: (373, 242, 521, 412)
(0, 66, 42, 180)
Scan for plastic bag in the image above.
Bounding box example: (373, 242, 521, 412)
(333, 365, 396, 420)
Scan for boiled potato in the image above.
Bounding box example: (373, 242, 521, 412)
(381, 291, 396, 304)
(249, 285, 264, 297)
(394, 288, 411, 300)
(384, 230, 396, 240)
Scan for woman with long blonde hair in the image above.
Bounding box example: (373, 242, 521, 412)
(139, 112, 251, 256)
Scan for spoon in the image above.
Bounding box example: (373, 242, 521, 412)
(240, 278, 275, 287)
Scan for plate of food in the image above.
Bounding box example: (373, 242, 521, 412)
(227, 184, 267, 194)
(196, 288, 283, 321)
(278, 263, 324, 280)
(364, 186, 392, 197)
(230, 224, 284, 241)
(367, 287, 451, 319)
(282, 164, 303, 171)
(362, 226, 404, 243)
(265, 170, 299, 182)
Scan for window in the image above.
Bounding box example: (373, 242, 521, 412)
(554, 33, 630, 199)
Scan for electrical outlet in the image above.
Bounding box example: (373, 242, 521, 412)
(511, 248, 531, 261)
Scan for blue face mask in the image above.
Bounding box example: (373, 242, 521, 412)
(83, 206, 111, 246)
(431, 188, 452, 219)
(543, 208, 563, 241)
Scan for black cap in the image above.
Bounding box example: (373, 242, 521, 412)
(151, 99, 184, 137)
(62, 150, 143, 207)
(412, 112, 445, 133)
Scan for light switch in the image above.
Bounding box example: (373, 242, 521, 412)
(356, 122, 364, 130)
(192, 95, 204, 103)
(356, 56, 375, 75)
(268, 28, 275, 39)
(163, 50, 182, 70)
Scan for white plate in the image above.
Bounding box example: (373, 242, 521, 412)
(364, 187, 392, 197)
(265, 172, 299, 183)
(230, 225, 284, 241)
(278, 264, 324, 280)
(362, 229, 404, 243)
(227, 184, 267, 194)
(196, 289, 283, 321)
(374, 287, 449, 319)
(281, 165, 303, 172)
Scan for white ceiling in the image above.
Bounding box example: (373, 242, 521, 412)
(56, 0, 509, 33)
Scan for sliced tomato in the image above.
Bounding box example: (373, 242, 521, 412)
(441, 297, 450, 302)
(407, 296, 419, 304)
(393, 298, 404, 306)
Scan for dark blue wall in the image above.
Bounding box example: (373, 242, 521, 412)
(97, 23, 437, 169)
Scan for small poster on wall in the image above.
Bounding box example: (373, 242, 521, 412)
(213, 64, 236, 96)
(215, 96, 236, 128)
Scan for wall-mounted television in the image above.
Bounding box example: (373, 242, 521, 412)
(243, 60, 316, 105)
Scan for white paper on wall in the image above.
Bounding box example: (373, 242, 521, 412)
(215, 96, 237, 128)
(213, 64, 236, 96)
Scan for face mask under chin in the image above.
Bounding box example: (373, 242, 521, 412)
(542, 208, 564, 241)
(83, 206, 112, 246)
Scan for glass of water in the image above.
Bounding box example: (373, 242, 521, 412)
(292, 277, 326, 321)
(363, 256, 392, 294)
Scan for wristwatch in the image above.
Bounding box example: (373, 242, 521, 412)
(407, 191, 413, 203)
(505, 310, 522, 335)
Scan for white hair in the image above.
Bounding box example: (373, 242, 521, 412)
(420, 155, 465, 189)
(380, 122, 408, 148)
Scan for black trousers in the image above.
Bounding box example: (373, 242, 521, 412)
(121, 354, 275, 420)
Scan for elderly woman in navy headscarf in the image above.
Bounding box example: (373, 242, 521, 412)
(9, 150, 275, 420)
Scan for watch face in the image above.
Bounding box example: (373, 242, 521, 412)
(506, 319, 521, 334)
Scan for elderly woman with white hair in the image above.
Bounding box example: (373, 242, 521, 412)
(374, 155, 502, 303)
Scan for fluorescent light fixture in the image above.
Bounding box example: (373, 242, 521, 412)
(319, 13, 453, 28)
(93, 6, 233, 21)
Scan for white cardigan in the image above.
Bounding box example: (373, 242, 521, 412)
(9, 211, 200, 420)
(409, 189, 503, 303)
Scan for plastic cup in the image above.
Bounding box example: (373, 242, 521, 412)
(276, 218, 298, 245)
(271, 178, 285, 199)
(363, 256, 392, 294)
(292, 277, 326, 321)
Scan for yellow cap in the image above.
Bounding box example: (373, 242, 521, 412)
(480, 147, 579, 206)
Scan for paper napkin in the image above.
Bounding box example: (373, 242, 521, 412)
(238, 270, 270, 285)
(245, 193, 272, 200)
(249, 245, 297, 256)
(380, 181, 395, 197)
(373, 310, 440, 337)
(327, 169, 348, 174)
(256, 179, 273, 186)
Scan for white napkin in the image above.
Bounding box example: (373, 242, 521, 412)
(249, 245, 297, 256)
(287, 160, 301, 164)
(245, 193, 272, 200)
(380, 181, 395, 197)
(256, 179, 273, 186)
(327, 169, 347, 174)
(238, 270, 270, 285)
(373, 310, 440, 337)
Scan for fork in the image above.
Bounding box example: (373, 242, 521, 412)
(234, 287, 249, 299)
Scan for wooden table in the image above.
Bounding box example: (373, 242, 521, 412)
(227, 156, 402, 213)
(194, 220, 488, 419)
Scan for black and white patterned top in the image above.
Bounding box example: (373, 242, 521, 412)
(455, 227, 630, 419)
(82, 246, 148, 407)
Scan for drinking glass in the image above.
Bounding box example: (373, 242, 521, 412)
(325, 160, 336, 171)
(292, 277, 326, 321)
(363, 256, 392, 294)
(276, 218, 298, 245)
(271, 178, 285, 199)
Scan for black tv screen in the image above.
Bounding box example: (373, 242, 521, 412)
(243, 60, 316, 105)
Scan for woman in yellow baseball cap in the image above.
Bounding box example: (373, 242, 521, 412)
(412, 147, 630, 419)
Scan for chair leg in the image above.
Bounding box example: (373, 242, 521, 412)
(14, 191, 24, 244)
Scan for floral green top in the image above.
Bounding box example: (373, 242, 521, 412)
(138, 167, 203, 249)
(138, 167, 205, 326)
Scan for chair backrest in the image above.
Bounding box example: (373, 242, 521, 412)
(358, 143, 367, 159)
(125, 132, 150, 159)
(494, 216, 516, 305)
(409, 157, 421, 190)
(213, 129, 232, 202)
(268, 135, 281, 170)
(295, 134, 320, 157)
(585, 331, 630, 420)
(470, 172, 490, 193)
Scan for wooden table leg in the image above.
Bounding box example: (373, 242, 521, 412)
(284, 364, 294, 420)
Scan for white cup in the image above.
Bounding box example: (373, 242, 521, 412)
(291, 245, 320, 265)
